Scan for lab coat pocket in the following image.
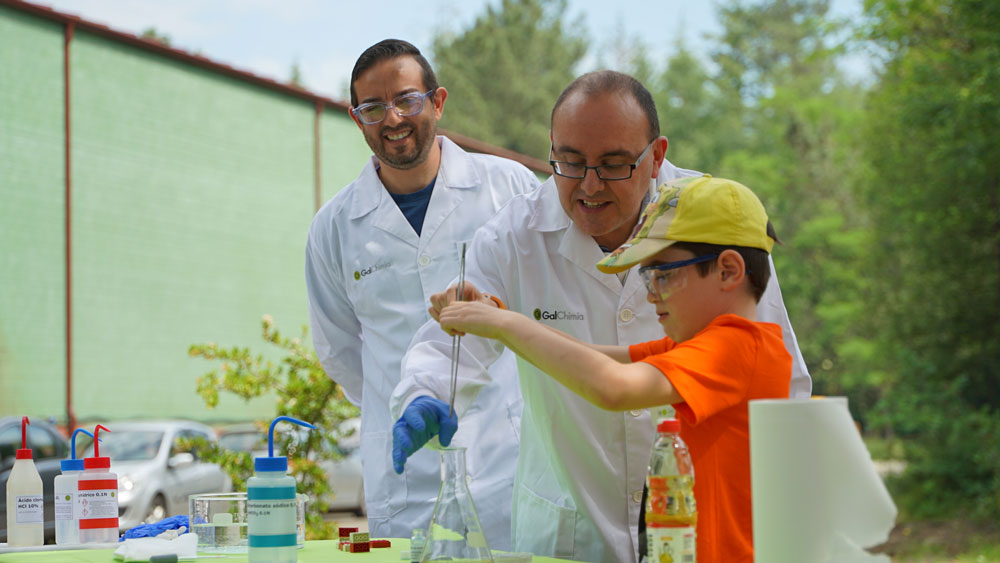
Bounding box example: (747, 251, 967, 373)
(512, 483, 576, 558)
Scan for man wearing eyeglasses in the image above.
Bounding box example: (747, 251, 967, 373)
(304, 39, 539, 547)
(391, 70, 811, 561)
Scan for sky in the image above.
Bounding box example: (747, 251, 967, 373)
(37, 0, 866, 103)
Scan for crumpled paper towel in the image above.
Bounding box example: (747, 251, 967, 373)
(749, 397, 898, 563)
(113, 530, 197, 561)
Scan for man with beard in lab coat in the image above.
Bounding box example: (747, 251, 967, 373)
(390, 70, 812, 562)
(304, 39, 538, 548)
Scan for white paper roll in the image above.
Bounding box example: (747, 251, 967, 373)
(749, 398, 897, 563)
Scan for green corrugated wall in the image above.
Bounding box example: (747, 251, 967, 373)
(0, 4, 373, 422)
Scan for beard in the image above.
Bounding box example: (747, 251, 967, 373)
(364, 118, 437, 170)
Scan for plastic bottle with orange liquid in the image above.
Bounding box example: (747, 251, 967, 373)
(645, 418, 697, 563)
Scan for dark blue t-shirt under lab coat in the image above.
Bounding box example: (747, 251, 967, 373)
(389, 176, 436, 236)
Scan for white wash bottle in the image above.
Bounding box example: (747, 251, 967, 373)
(5, 416, 44, 547)
(54, 428, 95, 545)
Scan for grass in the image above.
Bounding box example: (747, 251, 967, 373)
(860, 437, 1000, 561)
(881, 519, 1000, 562)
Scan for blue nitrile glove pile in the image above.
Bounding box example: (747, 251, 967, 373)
(120, 515, 190, 541)
(392, 396, 458, 473)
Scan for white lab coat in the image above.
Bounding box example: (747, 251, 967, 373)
(305, 136, 539, 547)
(393, 160, 812, 562)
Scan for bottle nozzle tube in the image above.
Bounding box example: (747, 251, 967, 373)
(16, 416, 32, 459)
(267, 416, 316, 458)
(21, 415, 29, 449)
(93, 424, 110, 458)
(70, 428, 95, 460)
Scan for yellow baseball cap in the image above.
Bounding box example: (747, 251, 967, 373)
(596, 175, 774, 274)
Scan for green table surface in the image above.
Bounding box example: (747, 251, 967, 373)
(0, 539, 562, 562)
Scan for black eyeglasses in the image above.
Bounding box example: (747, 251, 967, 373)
(351, 90, 435, 125)
(549, 140, 654, 181)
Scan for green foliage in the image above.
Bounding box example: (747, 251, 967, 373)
(642, 0, 881, 420)
(188, 315, 359, 539)
(861, 0, 1000, 520)
(432, 0, 587, 159)
(139, 27, 171, 46)
(289, 60, 304, 88)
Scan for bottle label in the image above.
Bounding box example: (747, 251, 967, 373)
(15, 495, 44, 524)
(248, 498, 297, 545)
(647, 525, 696, 563)
(646, 475, 697, 525)
(56, 492, 75, 521)
(78, 480, 119, 529)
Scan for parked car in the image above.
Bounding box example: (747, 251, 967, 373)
(0, 416, 69, 542)
(78, 420, 232, 531)
(217, 418, 364, 515)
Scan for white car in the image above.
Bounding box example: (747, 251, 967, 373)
(80, 420, 232, 531)
(218, 418, 364, 515)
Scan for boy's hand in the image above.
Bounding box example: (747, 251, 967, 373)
(428, 282, 491, 321)
(439, 301, 510, 339)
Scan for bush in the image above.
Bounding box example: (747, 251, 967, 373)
(188, 315, 359, 539)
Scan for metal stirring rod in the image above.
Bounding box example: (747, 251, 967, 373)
(449, 243, 468, 418)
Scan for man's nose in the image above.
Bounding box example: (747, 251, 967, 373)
(382, 106, 405, 127)
(579, 168, 603, 195)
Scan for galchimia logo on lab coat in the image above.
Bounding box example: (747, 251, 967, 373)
(533, 308, 586, 321)
(353, 261, 392, 280)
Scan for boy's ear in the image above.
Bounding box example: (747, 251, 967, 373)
(717, 249, 746, 291)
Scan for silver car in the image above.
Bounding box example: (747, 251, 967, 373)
(80, 420, 232, 531)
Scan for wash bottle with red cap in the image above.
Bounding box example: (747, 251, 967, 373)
(4, 416, 44, 547)
(247, 416, 315, 563)
(78, 424, 119, 544)
(54, 428, 95, 545)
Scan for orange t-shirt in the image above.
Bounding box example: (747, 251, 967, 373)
(629, 314, 791, 563)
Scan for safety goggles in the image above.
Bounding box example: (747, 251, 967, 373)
(351, 90, 435, 125)
(638, 254, 718, 300)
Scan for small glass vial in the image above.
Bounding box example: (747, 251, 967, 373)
(410, 527, 427, 563)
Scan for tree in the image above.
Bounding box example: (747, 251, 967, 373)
(651, 45, 720, 172)
(861, 0, 1000, 519)
(432, 0, 587, 159)
(140, 27, 171, 46)
(687, 1, 877, 418)
(289, 59, 304, 88)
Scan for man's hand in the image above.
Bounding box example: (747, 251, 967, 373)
(391, 396, 458, 474)
(428, 281, 493, 322)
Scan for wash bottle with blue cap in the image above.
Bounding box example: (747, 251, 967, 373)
(54, 428, 95, 545)
(248, 416, 315, 563)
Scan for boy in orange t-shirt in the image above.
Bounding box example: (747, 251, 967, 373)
(437, 175, 792, 562)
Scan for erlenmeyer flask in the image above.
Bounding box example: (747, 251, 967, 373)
(420, 447, 493, 562)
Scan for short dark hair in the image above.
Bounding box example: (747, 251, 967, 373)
(670, 241, 772, 303)
(350, 39, 439, 107)
(550, 70, 659, 140)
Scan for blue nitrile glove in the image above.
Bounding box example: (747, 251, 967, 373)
(120, 514, 190, 541)
(392, 396, 458, 474)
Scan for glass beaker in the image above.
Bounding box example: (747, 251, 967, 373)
(420, 447, 493, 562)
